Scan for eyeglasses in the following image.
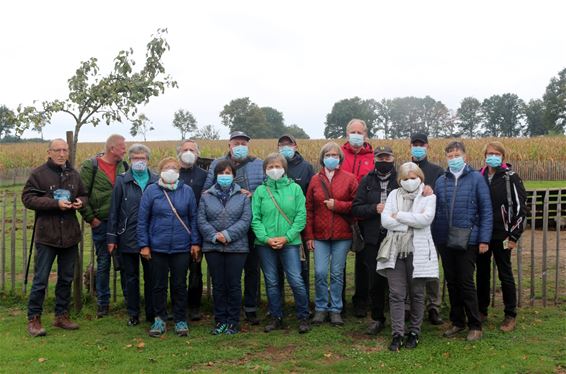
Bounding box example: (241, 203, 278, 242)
(49, 148, 69, 153)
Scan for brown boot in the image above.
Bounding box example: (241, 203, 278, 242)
(466, 329, 483, 341)
(53, 313, 80, 330)
(499, 316, 516, 332)
(28, 315, 47, 337)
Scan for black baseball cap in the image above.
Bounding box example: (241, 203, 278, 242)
(277, 134, 297, 145)
(229, 131, 251, 141)
(374, 145, 394, 156)
(410, 133, 428, 144)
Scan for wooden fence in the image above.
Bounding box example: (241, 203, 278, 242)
(0, 188, 565, 311)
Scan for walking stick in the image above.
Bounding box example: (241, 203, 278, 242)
(22, 214, 37, 294)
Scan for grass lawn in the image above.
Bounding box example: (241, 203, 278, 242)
(523, 180, 566, 189)
(1, 299, 565, 373)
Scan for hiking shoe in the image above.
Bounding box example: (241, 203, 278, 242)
(312, 311, 328, 324)
(366, 320, 385, 335)
(188, 308, 202, 322)
(264, 317, 283, 333)
(211, 322, 228, 335)
(443, 325, 466, 338)
(405, 332, 419, 349)
(245, 311, 260, 326)
(175, 321, 189, 337)
(466, 329, 482, 341)
(27, 315, 46, 337)
(428, 309, 443, 325)
(53, 313, 79, 330)
(389, 334, 404, 352)
(298, 319, 311, 334)
(330, 312, 344, 326)
(500, 316, 516, 332)
(127, 316, 140, 326)
(96, 305, 109, 318)
(225, 324, 240, 335)
(149, 317, 166, 337)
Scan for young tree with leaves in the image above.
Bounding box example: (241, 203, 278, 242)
(172, 109, 197, 139)
(15, 28, 177, 165)
(130, 113, 154, 141)
(457, 97, 483, 138)
(193, 124, 220, 140)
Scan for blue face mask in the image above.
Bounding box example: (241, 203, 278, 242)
(348, 133, 364, 147)
(217, 174, 233, 188)
(279, 146, 296, 160)
(324, 156, 340, 170)
(131, 160, 148, 173)
(486, 155, 502, 168)
(411, 146, 427, 160)
(448, 156, 465, 172)
(232, 145, 249, 160)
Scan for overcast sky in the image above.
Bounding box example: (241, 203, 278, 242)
(1, 0, 565, 141)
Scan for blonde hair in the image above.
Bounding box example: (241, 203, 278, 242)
(158, 157, 180, 171)
(397, 162, 425, 183)
(263, 153, 288, 173)
(319, 142, 344, 166)
(482, 141, 506, 159)
(346, 119, 368, 135)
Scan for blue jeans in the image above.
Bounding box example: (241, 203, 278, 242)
(28, 243, 77, 319)
(205, 252, 247, 326)
(313, 240, 351, 313)
(92, 221, 110, 307)
(258, 245, 309, 320)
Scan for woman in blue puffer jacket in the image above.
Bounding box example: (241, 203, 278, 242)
(137, 157, 201, 338)
(198, 159, 252, 335)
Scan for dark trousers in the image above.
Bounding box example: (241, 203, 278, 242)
(152, 252, 190, 322)
(206, 252, 247, 326)
(92, 221, 110, 307)
(121, 252, 153, 320)
(28, 243, 77, 319)
(187, 257, 203, 311)
(439, 245, 482, 330)
(352, 247, 369, 310)
(476, 239, 517, 318)
(364, 243, 389, 322)
(244, 230, 260, 313)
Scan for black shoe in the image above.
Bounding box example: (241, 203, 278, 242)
(428, 309, 443, 325)
(389, 334, 404, 352)
(96, 305, 109, 318)
(189, 308, 202, 322)
(245, 312, 260, 326)
(264, 317, 283, 333)
(127, 316, 140, 326)
(353, 304, 367, 319)
(298, 319, 310, 334)
(366, 320, 385, 335)
(405, 332, 419, 349)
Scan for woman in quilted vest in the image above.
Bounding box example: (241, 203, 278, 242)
(378, 162, 438, 351)
(305, 142, 358, 326)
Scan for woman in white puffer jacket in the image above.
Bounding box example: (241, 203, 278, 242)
(377, 162, 438, 352)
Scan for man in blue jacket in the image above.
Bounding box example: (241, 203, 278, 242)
(432, 141, 493, 342)
(204, 131, 264, 325)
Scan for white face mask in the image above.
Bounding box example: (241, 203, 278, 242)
(160, 169, 179, 184)
(266, 168, 285, 181)
(180, 151, 196, 166)
(400, 178, 421, 193)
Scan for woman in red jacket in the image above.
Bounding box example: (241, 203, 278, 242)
(306, 142, 358, 326)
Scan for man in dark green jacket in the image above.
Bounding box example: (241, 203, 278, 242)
(79, 134, 127, 317)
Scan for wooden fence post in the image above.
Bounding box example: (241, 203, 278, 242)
(10, 194, 16, 292)
(555, 189, 562, 305)
(1, 191, 6, 290)
(542, 190, 549, 307)
(530, 191, 536, 306)
(22, 207, 27, 294)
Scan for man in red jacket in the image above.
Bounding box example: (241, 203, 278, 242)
(340, 119, 374, 318)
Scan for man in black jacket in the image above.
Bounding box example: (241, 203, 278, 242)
(409, 133, 445, 325)
(352, 146, 398, 335)
(22, 139, 88, 336)
(278, 134, 315, 304)
(177, 139, 208, 320)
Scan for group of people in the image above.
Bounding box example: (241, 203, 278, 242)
(22, 120, 527, 352)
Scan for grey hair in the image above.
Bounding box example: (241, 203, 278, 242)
(346, 119, 368, 134)
(263, 152, 288, 174)
(397, 162, 425, 183)
(105, 134, 125, 151)
(319, 142, 344, 166)
(176, 139, 201, 156)
(48, 138, 67, 149)
(128, 143, 151, 160)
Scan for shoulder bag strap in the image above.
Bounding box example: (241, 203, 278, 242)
(162, 189, 191, 235)
(504, 172, 514, 223)
(266, 186, 292, 225)
(318, 174, 331, 199)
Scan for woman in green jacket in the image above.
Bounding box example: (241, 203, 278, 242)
(252, 153, 310, 334)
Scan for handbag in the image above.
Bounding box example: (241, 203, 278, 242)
(265, 187, 306, 261)
(318, 175, 365, 252)
(163, 190, 202, 261)
(443, 177, 471, 251)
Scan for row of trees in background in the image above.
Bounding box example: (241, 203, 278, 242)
(325, 67, 566, 139)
